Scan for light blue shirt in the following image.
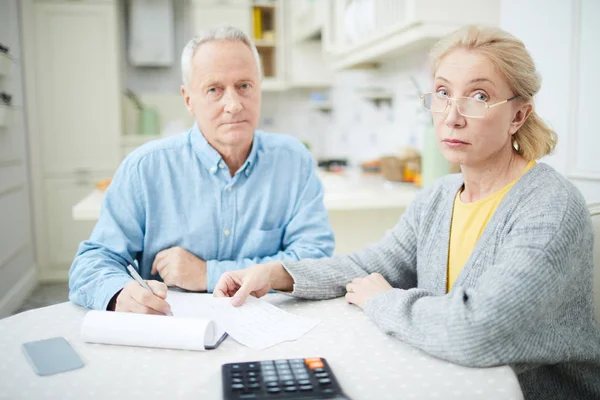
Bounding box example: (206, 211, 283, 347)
(69, 125, 334, 310)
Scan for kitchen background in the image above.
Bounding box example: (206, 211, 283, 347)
(0, 0, 598, 316)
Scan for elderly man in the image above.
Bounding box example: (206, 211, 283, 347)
(68, 26, 334, 315)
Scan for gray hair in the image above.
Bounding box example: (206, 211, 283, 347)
(181, 26, 262, 87)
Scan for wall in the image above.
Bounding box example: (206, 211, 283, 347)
(119, 0, 192, 94)
(500, 0, 600, 203)
(0, 0, 37, 317)
(261, 52, 432, 164)
(118, 0, 431, 165)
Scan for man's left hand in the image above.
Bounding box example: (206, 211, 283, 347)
(345, 273, 393, 309)
(151, 247, 207, 291)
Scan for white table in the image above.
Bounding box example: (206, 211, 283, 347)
(0, 295, 523, 400)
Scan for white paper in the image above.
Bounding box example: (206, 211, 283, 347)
(81, 310, 216, 351)
(167, 290, 320, 350)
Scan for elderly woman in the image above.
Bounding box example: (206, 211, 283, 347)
(214, 25, 600, 398)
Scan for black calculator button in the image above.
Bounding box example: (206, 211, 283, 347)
(282, 380, 295, 386)
(266, 382, 279, 388)
(312, 368, 325, 373)
(247, 377, 258, 383)
(315, 372, 329, 378)
(262, 365, 275, 371)
(247, 371, 257, 377)
(299, 385, 313, 391)
(231, 383, 245, 390)
(267, 387, 281, 394)
(247, 363, 258, 370)
(275, 360, 289, 364)
(231, 364, 241, 370)
(297, 379, 311, 385)
(232, 372, 242, 378)
(295, 373, 309, 380)
(239, 394, 257, 399)
(318, 378, 332, 385)
(322, 388, 335, 394)
(263, 376, 277, 382)
(232, 378, 243, 384)
(284, 386, 297, 392)
(248, 383, 261, 390)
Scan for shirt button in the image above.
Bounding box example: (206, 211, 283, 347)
(224, 229, 231, 236)
(218, 162, 225, 169)
(227, 186, 232, 192)
(210, 166, 217, 174)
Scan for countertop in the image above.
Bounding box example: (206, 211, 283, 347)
(72, 170, 420, 221)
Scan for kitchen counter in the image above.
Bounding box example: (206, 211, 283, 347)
(72, 170, 420, 253)
(72, 170, 419, 220)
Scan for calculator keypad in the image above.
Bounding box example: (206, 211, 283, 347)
(222, 357, 345, 399)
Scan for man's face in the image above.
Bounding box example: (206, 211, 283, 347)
(181, 40, 261, 149)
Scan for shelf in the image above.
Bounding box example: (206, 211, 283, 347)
(254, 39, 276, 48)
(288, 81, 332, 89)
(0, 53, 12, 76)
(252, 4, 276, 10)
(360, 90, 393, 100)
(261, 79, 287, 92)
(309, 101, 333, 112)
(332, 22, 459, 70)
(358, 89, 394, 107)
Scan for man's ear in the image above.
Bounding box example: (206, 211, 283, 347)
(181, 85, 194, 115)
(509, 103, 533, 135)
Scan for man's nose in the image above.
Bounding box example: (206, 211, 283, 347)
(223, 89, 243, 113)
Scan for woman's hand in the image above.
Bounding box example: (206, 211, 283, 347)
(214, 261, 294, 306)
(345, 273, 393, 309)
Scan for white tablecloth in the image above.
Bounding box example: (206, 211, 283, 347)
(0, 295, 523, 400)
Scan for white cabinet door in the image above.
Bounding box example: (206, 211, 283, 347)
(34, 1, 120, 176)
(43, 175, 105, 278)
(191, 5, 252, 36)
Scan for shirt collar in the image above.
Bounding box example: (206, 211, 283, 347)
(190, 123, 260, 177)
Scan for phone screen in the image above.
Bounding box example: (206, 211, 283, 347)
(21, 337, 84, 376)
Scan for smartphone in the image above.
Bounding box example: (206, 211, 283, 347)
(21, 337, 84, 376)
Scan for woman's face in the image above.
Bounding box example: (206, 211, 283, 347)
(431, 48, 527, 166)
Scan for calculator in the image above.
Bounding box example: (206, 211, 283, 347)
(222, 357, 349, 399)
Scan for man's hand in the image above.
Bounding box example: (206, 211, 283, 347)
(115, 280, 171, 315)
(214, 262, 293, 306)
(345, 273, 393, 309)
(151, 247, 207, 291)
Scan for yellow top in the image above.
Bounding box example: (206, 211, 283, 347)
(447, 160, 536, 291)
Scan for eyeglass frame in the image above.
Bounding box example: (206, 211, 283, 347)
(420, 92, 520, 119)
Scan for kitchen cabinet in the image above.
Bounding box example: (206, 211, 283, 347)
(285, 0, 334, 88)
(44, 176, 104, 280)
(22, 0, 121, 281)
(191, 2, 252, 37)
(33, 0, 120, 176)
(190, 0, 286, 91)
(330, 0, 501, 70)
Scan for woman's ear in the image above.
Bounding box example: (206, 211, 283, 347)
(509, 103, 533, 135)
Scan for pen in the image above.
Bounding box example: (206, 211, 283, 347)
(126, 265, 173, 316)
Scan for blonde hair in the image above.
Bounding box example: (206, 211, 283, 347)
(429, 25, 557, 160)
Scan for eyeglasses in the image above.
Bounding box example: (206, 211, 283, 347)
(421, 92, 520, 119)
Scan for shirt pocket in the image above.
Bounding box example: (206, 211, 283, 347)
(239, 227, 284, 260)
